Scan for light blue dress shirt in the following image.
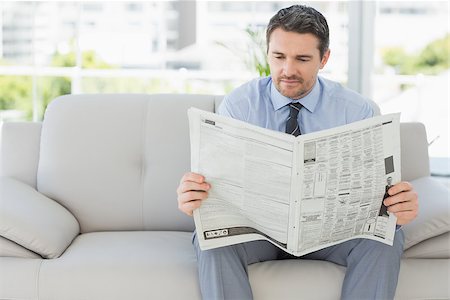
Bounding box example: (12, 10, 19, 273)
(218, 76, 401, 232)
(217, 76, 374, 134)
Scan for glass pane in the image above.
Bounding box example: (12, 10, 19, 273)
(373, 1, 449, 158)
(1, 1, 351, 119)
(1, 2, 35, 66)
(0, 2, 78, 67)
(37, 76, 71, 120)
(78, 2, 168, 69)
(0, 75, 32, 121)
(81, 75, 242, 95)
(81, 77, 165, 94)
(201, 1, 349, 83)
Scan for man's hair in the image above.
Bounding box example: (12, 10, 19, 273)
(266, 5, 329, 58)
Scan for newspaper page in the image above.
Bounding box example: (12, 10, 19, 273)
(189, 108, 297, 252)
(189, 108, 400, 256)
(292, 116, 400, 255)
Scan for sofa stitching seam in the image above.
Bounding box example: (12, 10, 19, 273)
(140, 100, 150, 229)
(36, 259, 43, 300)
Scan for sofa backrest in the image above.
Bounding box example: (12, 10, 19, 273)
(37, 94, 221, 233)
(0, 122, 42, 188)
(2, 93, 430, 234)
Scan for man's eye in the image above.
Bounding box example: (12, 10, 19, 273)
(274, 56, 284, 59)
(298, 58, 309, 62)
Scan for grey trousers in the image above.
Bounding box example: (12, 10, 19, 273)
(193, 229, 405, 300)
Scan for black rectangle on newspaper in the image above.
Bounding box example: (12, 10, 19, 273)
(205, 119, 215, 126)
(385, 156, 395, 174)
(204, 227, 287, 248)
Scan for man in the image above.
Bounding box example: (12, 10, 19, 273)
(177, 5, 418, 300)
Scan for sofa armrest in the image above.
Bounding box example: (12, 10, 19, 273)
(0, 177, 79, 258)
(0, 235, 41, 258)
(403, 176, 450, 250)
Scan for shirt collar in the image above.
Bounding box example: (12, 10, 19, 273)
(270, 76, 321, 113)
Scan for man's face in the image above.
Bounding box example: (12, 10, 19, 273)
(268, 28, 330, 99)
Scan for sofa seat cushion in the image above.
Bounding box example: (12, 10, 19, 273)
(249, 259, 345, 299)
(0, 257, 43, 300)
(1, 231, 449, 300)
(39, 231, 201, 300)
(249, 258, 450, 300)
(37, 231, 348, 300)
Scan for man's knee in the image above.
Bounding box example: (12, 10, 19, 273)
(348, 229, 404, 266)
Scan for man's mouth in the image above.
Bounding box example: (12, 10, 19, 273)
(280, 78, 303, 85)
(281, 79, 299, 83)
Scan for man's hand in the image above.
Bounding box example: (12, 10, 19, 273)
(177, 172, 210, 216)
(384, 181, 419, 225)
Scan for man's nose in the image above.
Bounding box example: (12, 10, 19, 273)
(282, 59, 296, 77)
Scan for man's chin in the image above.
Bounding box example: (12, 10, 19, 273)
(275, 83, 305, 99)
(279, 88, 305, 100)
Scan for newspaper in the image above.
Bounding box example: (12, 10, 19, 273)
(188, 108, 401, 256)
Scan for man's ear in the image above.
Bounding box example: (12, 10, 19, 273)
(320, 49, 331, 69)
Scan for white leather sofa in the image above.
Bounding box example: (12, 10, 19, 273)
(1, 94, 449, 300)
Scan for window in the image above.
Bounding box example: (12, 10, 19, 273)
(372, 1, 449, 161)
(1, 1, 349, 122)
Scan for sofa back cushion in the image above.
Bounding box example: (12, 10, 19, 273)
(37, 94, 218, 233)
(0, 122, 42, 188)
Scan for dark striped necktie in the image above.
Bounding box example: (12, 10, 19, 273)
(285, 102, 302, 136)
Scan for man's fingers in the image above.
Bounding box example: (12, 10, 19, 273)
(177, 172, 211, 217)
(180, 172, 206, 185)
(179, 200, 203, 216)
(388, 181, 413, 196)
(384, 190, 418, 206)
(179, 181, 210, 194)
(387, 200, 417, 213)
(179, 190, 209, 204)
(384, 182, 419, 226)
